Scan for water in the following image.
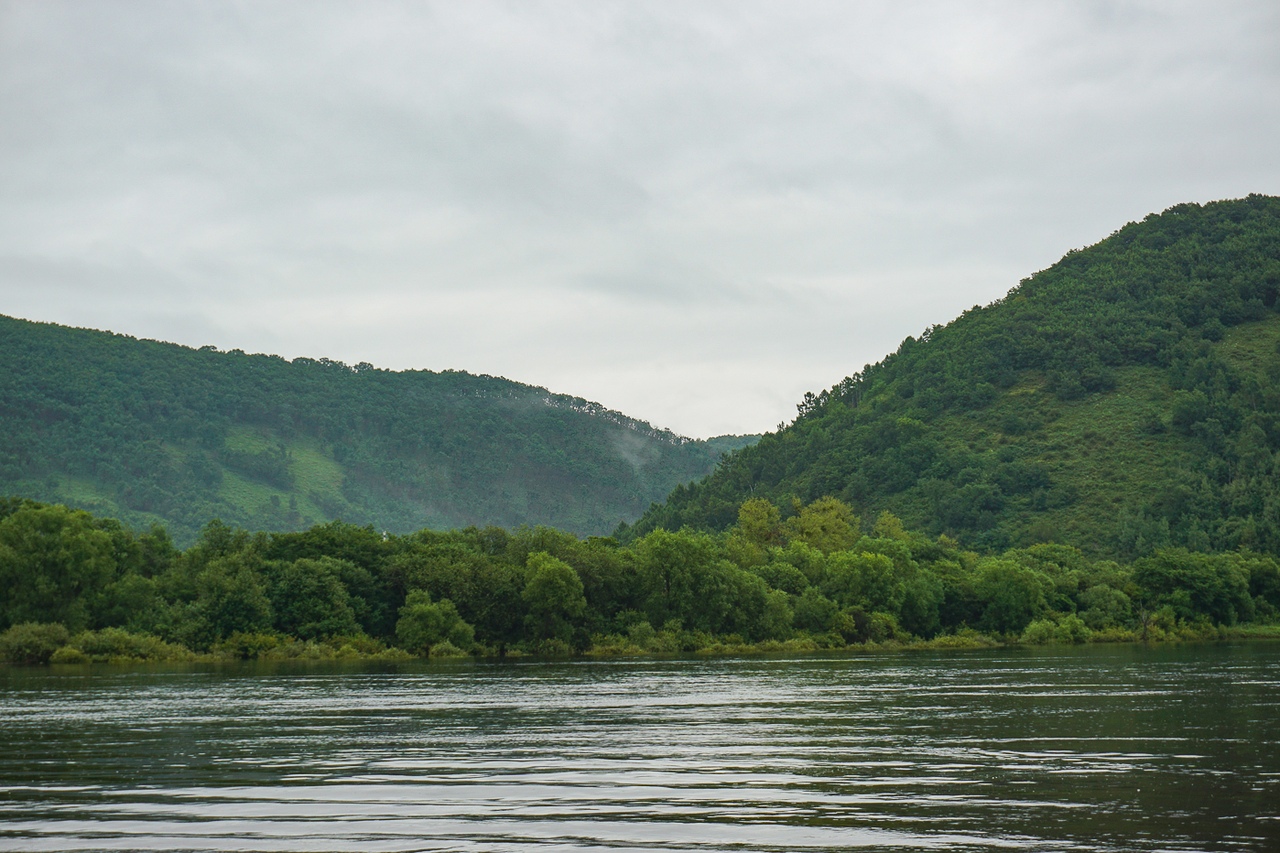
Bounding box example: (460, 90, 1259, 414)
(1, 643, 1278, 852)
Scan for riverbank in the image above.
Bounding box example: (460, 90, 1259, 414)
(4, 620, 1278, 667)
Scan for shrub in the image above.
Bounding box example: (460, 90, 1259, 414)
(927, 628, 1000, 648)
(627, 620, 657, 649)
(217, 631, 281, 660)
(0, 622, 70, 664)
(1055, 613, 1092, 644)
(525, 638, 571, 657)
(49, 646, 89, 664)
(70, 628, 193, 662)
(1020, 619, 1057, 645)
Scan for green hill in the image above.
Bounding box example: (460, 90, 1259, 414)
(0, 316, 756, 544)
(631, 195, 1280, 560)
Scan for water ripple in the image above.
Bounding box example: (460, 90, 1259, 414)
(1, 644, 1278, 852)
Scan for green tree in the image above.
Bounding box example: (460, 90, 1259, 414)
(1132, 549, 1253, 625)
(522, 552, 587, 644)
(823, 551, 899, 612)
(393, 538, 525, 647)
(190, 555, 273, 645)
(974, 558, 1051, 634)
(750, 560, 809, 595)
(96, 573, 163, 633)
(792, 587, 840, 635)
(784, 497, 859, 554)
(266, 557, 361, 640)
(1078, 584, 1132, 629)
(713, 567, 792, 641)
(870, 511, 910, 541)
(736, 498, 783, 548)
(395, 590, 475, 653)
(898, 570, 943, 638)
(0, 504, 116, 631)
(634, 528, 717, 628)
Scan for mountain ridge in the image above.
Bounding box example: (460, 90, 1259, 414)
(0, 313, 757, 544)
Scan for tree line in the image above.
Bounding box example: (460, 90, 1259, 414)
(2, 495, 1277, 665)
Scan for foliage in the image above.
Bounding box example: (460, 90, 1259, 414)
(3, 496, 1276, 665)
(265, 557, 361, 640)
(522, 552, 588, 645)
(629, 196, 1280, 560)
(63, 628, 193, 663)
(0, 622, 70, 664)
(0, 504, 115, 631)
(395, 590, 476, 654)
(0, 314, 758, 544)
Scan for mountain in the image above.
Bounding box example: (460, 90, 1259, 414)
(0, 315, 756, 544)
(630, 195, 1280, 560)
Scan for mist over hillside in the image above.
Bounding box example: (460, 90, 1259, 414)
(0, 316, 756, 544)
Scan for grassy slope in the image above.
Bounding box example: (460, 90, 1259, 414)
(875, 364, 1197, 555)
(1002, 315, 1280, 553)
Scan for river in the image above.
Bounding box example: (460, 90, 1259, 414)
(1, 642, 1278, 851)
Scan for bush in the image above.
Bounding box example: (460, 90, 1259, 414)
(627, 620, 657, 649)
(1020, 619, 1057, 645)
(70, 628, 193, 662)
(525, 638, 571, 657)
(1055, 613, 1092, 644)
(327, 634, 390, 656)
(1089, 626, 1138, 643)
(1021, 614, 1093, 645)
(586, 633, 646, 656)
(927, 628, 1000, 648)
(0, 622, 70, 664)
(49, 646, 89, 664)
(216, 631, 281, 660)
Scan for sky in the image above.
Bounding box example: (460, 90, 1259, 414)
(1, 1, 1278, 438)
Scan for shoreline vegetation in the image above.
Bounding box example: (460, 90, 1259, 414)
(6, 621, 1280, 668)
(2, 495, 1278, 667)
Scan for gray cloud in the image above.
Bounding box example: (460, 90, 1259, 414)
(1, 0, 1278, 436)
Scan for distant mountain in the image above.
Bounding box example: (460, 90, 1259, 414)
(630, 195, 1280, 560)
(0, 315, 757, 544)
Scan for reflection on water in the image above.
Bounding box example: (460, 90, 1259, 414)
(1, 643, 1278, 851)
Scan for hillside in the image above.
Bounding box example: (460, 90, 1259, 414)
(631, 195, 1280, 560)
(0, 316, 756, 544)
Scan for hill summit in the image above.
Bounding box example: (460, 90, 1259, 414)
(631, 195, 1280, 560)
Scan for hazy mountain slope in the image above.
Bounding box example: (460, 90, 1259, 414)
(0, 315, 756, 544)
(630, 195, 1280, 559)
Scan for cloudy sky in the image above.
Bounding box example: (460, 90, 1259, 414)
(1, 1, 1277, 437)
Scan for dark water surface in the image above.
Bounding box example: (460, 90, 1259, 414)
(1, 643, 1278, 852)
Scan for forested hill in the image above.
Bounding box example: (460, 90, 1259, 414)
(631, 195, 1280, 560)
(0, 315, 756, 544)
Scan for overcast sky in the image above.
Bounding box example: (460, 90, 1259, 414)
(2, 1, 1278, 437)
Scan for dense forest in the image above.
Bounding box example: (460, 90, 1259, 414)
(632, 195, 1280, 560)
(6, 195, 1280, 666)
(2, 496, 1277, 665)
(0, 315, 754, 544)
